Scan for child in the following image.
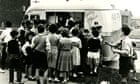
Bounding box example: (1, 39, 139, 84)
(79, 29, 90, 75)
(47, 24, 59, 82)
(110, 25, 133, 83)
(22, 32, 35, 80)
(87, 30, 101, 74)
(129, 42, 138, 82)
(31, 24, 50, 84)
(57, 28, 73, 83)
(18, 29, 26, 47)
(7, 30, 23, 84)
(70, 28, 82, 77)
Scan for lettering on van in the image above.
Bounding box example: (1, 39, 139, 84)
(86, 12, 98, 27)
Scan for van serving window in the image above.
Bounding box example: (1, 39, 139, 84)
(46, 12, 84, 28)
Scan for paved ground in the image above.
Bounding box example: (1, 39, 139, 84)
(1, 36, 140, 84)
(0, 50, 140, 84)
(0, 70, 140, 84)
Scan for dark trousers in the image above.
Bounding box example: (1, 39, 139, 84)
(119, 57, 132, 78)
(9, 68, 22, 83)
(31, 65, 36, 77)
(1, 44, 7, 69)
(48, 68, 55, 78)
(80, 49, 88, 74)
(31, 50, 48, 77)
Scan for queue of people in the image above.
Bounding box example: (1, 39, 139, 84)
(0, 20, 139, 84)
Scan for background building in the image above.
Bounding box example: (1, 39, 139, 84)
(0, 0, 30, 27)
(131, 17, 140, 29)
(120, 9, 132, 26)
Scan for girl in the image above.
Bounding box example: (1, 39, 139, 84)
(57, 28, 73, 83)
(70, 28, 82, 77)
(87, 30, 101, 74)
(47, 24, 59, 82)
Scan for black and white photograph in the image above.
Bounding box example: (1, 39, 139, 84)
(0, 0, 140, 84)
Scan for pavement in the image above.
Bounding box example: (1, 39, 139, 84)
(0, 70, 140, 84)
(0, 49, 140, 84)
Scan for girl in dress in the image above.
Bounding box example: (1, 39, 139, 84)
(57, 28, 73, 83)
(47, 24, 59, 81)
(87, 30, 101, 74)
(70, 28, 82, 77)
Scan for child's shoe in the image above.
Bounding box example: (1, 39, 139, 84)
(48, 77, 53, 82)
(54, 78, 60, 83)
(73, 73, 78, 78)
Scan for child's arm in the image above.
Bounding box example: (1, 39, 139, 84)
(104, 39, 122, 49)
(79, 39, 82, 49)
(46, 36, 51, 52)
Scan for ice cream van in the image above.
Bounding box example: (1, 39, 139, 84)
(25, 0, 122, 69)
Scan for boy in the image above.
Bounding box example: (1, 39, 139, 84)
(107, 25, 133, 83)
(129, 42, 138, 82)
(31, 24, 50, 84)
(7, 30, 23, 84)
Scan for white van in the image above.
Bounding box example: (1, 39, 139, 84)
(25, 0, 122, 65)
(26, 0, 121, 33)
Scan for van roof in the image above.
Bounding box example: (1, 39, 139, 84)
(26, 0, 113, 13)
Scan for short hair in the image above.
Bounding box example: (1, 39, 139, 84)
(92, 30, 99, 37)
(74, 21, 80, 26)
(83, 29, 89, 33)
(37, 24, 45, 33)
(132, 42, 136, 47)
(91, 26, 97, 32)
(10, 30, 18, 38)
(21, 21, 26, 27)
(19, 30, 25, 36)
(61, 28, 69, 37)
(24, 15, 28, 20)
(72, 28, 79, 36)
(26, 20, 33, 26)
(96, 25, 102, 30)
(49, 24, 58, 33)
(5, 21, 12, 27)
(94, 21, 99, 25)
(121, 25, 131, 36)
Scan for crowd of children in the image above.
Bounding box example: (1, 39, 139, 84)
(4, 20, 103, 84)
(0, 20, 138, 84)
